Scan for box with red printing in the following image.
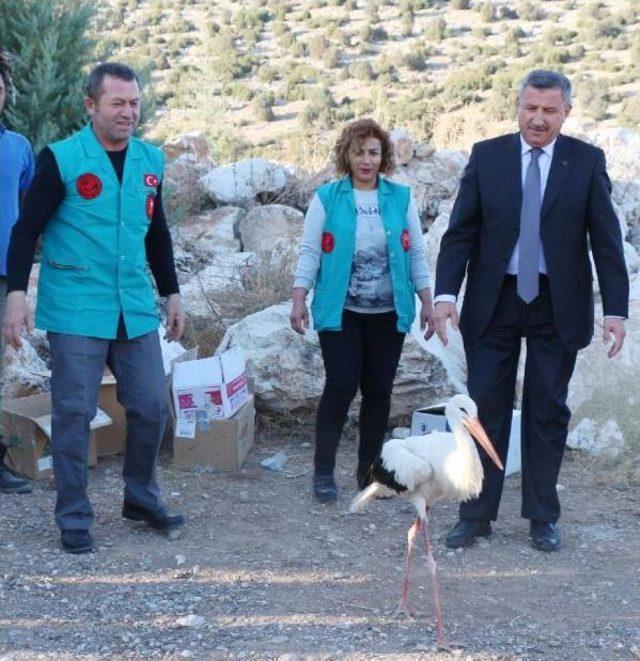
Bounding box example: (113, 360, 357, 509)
(172, 347, 249, 420)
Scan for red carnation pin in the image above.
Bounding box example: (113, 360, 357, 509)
(401, 229, 410, 251)
(76, 173, 102, 200)
(144, 173, 158, 187)
(321, 232, 335, 253)
(146, 194, 155, 220)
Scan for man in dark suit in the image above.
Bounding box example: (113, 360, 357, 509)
(433, 70, 628, 552)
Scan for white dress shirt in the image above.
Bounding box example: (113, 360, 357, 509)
(434, 135, 553, 305)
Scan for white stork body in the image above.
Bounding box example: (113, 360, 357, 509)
(349, 394, 503, 650)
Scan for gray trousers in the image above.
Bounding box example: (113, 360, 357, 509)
(48, 329, 169, 531)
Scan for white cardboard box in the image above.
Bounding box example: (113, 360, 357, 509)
(411, 404, 522, 477)
(172, 347, 249, 421)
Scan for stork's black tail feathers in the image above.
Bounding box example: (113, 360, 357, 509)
(349, 457, 408, 514)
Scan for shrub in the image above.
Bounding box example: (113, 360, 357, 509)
(251, 94, 276, 121)
(517, 0, 545, 20)
(425, 17, 447, 41)
(620, 94, 640, 128)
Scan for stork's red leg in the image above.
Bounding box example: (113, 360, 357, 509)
(421, 517, 455, 650)
(393, 517, 421, 619)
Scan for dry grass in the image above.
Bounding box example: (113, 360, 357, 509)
(181, 245, 297, 357)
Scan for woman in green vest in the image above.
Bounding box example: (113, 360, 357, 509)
(290, 118, 435, 503)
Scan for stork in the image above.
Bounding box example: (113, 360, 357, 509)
(349, 394, 503, 650)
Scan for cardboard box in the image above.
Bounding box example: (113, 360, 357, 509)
(2, 393, 110, 480)
(411, 404, 521, 477)
(172, 347, 249, 421)
(173, 395, 255, 471)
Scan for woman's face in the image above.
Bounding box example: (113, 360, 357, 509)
(348, 136, 382, 189)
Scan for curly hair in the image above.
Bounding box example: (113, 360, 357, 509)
(333, 118, 396, 176)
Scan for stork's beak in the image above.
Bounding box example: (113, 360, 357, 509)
(463, 417, 504, 471)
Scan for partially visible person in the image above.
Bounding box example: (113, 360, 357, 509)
(0, 53, 34, 494)
(290, 118, 434, 503)
(3, 62, 185, 552)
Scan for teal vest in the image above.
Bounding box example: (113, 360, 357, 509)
(36, 124, 163, 339)
(311, 176, 416, 333)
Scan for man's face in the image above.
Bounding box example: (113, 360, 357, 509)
(85, 75, 140, 149)
(517, 85, 571, 148)
(0, 76, 6, 115)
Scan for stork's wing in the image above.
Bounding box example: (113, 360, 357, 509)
(381, 433, 457, 491)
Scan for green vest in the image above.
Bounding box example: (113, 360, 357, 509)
(311, 176, 416, 333)
(36, 124, 163, 339)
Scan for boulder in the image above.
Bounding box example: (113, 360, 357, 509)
(390, 129, 414, 166)
(218, 301, 458, 421)
(174, 207, 243, 257)
(199, 158, 291, 206)
(179, 253, 256, 317)
(567, 418, 626, 459)
(566, 300, 640, 457)
(163, 131, 212, 164)
(392, 150, 466, 225)
(237, 204, 304, 253)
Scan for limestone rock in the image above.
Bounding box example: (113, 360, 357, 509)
(237, 204, 304, 253)
(567, 418, 626, 459)
(199, 158, 291, 206)
(218, 301, 458, 421)
(174, 207, 243, 258)
(163, 132, 212, 164)
(390, 129, 414, 166)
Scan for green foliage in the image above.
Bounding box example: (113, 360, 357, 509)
(250, 94, 276, 121)
(0, 0, 97, 152)
(516, 0, 546, 21)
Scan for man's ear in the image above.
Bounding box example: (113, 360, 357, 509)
(84, 96, 95, 117)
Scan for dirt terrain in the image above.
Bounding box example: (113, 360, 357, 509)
(1, 420, 639, 661)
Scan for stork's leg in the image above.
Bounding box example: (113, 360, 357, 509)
(421, 517, 455, 650)
(393, 517, 421, 619)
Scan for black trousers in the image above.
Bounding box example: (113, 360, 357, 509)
(461, 276, 577, 523)
(314, 309, 405, 475)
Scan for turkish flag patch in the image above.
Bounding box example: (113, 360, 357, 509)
(321, 232, 335, 253)
(144, 173, 158, 187)
(76, 173, 102, 199)
(146, 194, 155, 220)
(401, 229, 410, 251)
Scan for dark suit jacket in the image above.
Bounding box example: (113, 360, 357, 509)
(435, 132, 629, 351)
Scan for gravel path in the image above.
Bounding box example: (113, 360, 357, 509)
(1, 422, 639, 660)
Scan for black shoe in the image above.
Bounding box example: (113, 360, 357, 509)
(356, 463, 371, 491)
(530, 521, 560, 552)
(0, 465, 32, 494)
(122, 501, 185, 530)
(313, 473, 338, 503)
(445, 518, 492, 549)
(61, 529, 94, 554)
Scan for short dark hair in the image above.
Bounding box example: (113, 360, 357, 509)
(84, 62, 139, 101)
(334, 118, 395, 176)
(518, 69, 572, 106)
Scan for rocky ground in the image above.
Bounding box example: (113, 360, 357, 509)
(1, 419, 639, 661)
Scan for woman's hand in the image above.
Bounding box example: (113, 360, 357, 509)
(417, 287, 435, 341)
(290, 287, 309, 335)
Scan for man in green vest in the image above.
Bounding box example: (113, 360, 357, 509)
(3, 63, 186, 554)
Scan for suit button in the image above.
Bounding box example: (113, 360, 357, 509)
(390, 252, 395, 258)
